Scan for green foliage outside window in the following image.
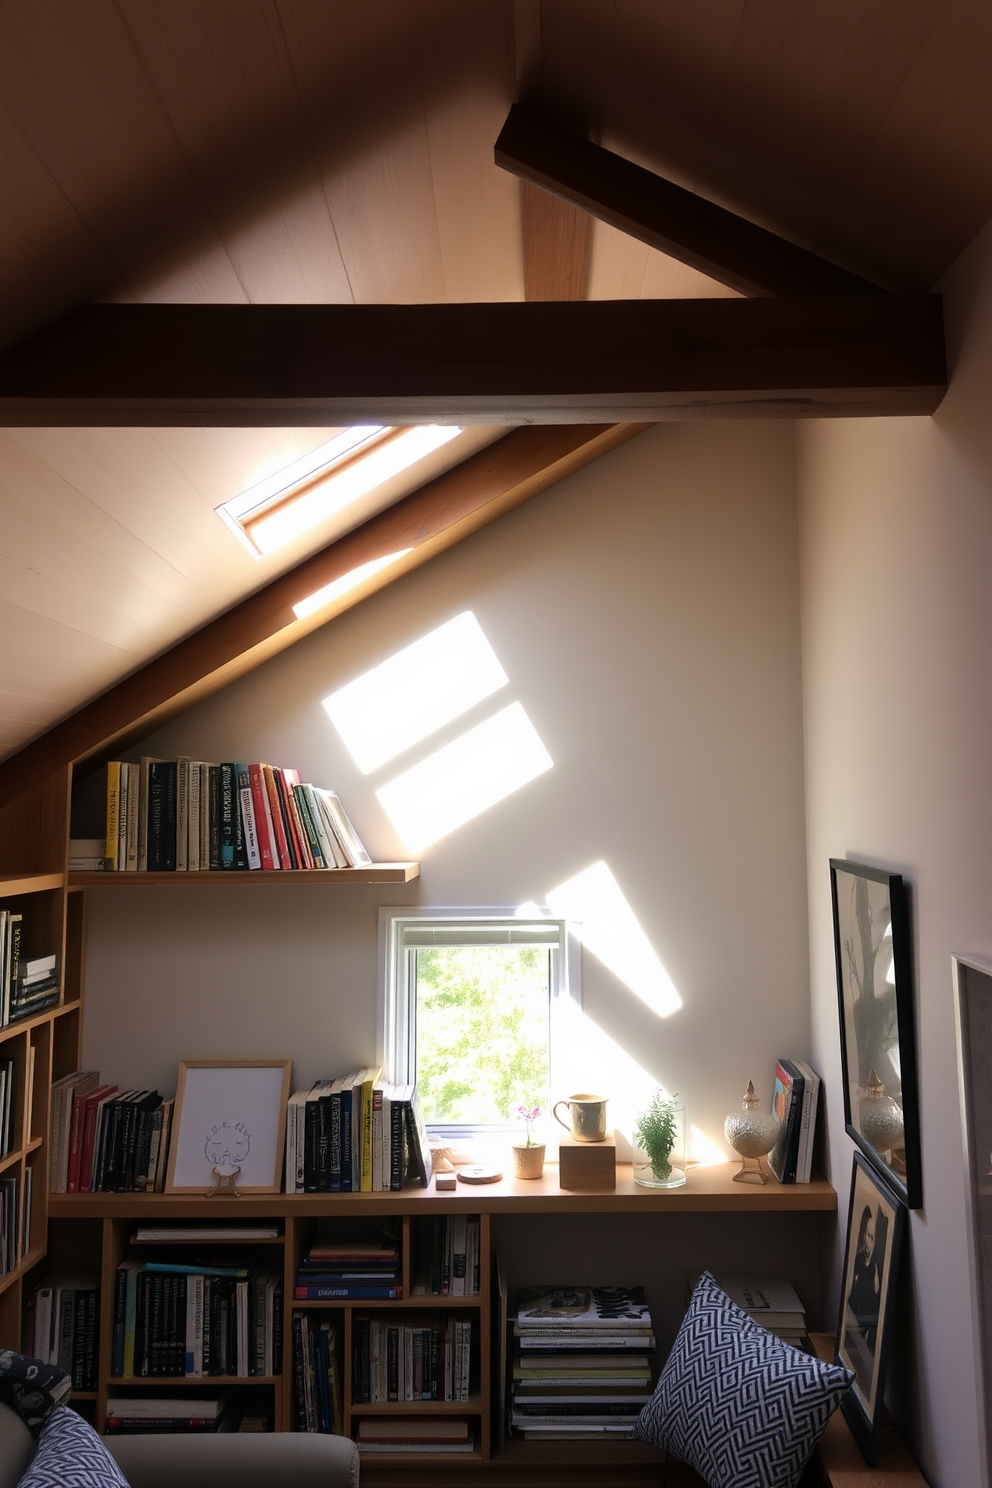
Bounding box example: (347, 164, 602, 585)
(415, 945, 550, 1124)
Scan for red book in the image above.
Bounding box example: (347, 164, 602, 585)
(262, 765, 293, 870)
(248, 764, 276, 870)
(66, 1089, 91, 1193)
(281, 768, 313, 869)
(78, 1084, 117, 1192)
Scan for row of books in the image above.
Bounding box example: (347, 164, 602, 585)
(0, 911, 58, 1025)
(111, 1257, 283, 1378)
(104, 1392, 272, 1434)
(698, 1272, 807, 1347)
(292, 1315, 343, 1434)
(510, 1286, 655, 1441)
(0, 1173, 24, 1277)
(352, 1313, 473, 1403)
(285, 1072, 432, 1193)
(769, 1059, 821, 1184)
(25, 1279, 99, 1389)
(94, 757, 370, 872)
(295, 1229, 400, 1300)
(413, 1214, 481, 1297)
(50, 1071, 174, 1194)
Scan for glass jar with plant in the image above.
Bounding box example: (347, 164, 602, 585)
(632, 1091, 686, 1188)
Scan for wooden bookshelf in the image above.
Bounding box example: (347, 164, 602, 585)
(68, 865, 419, 886)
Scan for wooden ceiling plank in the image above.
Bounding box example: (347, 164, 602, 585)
(0, 423, 643, 803)
(495, 104, 883, 298)
(0, 298, 946, 425)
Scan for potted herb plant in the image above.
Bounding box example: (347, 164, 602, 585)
(511, 1103, 545, 1179)
(633, 1091, 686, 1188)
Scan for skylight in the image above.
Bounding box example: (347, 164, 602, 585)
(217, 424, 461, 557)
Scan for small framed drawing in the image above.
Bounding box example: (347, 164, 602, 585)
(835, 1152, 906, 1464)
(830, 858, 922, 1208)
(165, 1059, 292, 1194)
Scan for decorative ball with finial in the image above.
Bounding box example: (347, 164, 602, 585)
(859, 1069, 904, 1154)
(724, 1080, 780, 1185)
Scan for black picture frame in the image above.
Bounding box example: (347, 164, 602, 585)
(835, 1152, 907, 1464)
(830, 858, 922, 1208)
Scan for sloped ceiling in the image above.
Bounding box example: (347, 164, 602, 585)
(2, 0, 992, 763)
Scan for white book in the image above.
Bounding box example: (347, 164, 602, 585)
(176, 758, 190, 871)
(311, 790, 349, 868)
(124, 764, 139, 871)
(188, 763, 201, 872)
(284, 1090, 307, 1193)
(313, 789, 371, 867)
(793, 1060, 821, 1184)
(239, 780, 261, 870)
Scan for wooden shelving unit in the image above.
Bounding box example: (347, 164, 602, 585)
(68, 865, 419, 886)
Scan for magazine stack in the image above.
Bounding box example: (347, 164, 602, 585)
(509, 1285, 655, 1440)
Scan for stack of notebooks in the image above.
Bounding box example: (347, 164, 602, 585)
(768, 1059, 822, 1184)
(354, 1418, 474, 1454)
(50, 1072, 175, 1194)
(110, 1256, 283, 1378)
(510, 1286, 655, 1440)
(25, 1277, 99, 1389)
(284, 1073, 432, 1192)
(105, 1394, 236, 1434)
(412, 1215, 481, 1297)
(0, 909, 58, 1024)
(97, 758, 370, 872)
(292, 1315, 343, 1434)
(351, 1313, 473, 1403)
(295, 1228, 402, 1300)
(709, 1273, 807, 1347)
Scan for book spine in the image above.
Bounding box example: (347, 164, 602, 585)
(208, 765, 221, 870)
(237, 765, 262, 870)
(272, 770, 300, 869)
(282, 770, 313, 868)
(328, 1088, 341, 1192)
(389, 1095, 404, 1191)
(176, 759, 190, 871)
(187, 763, 201, 872)
(219, 764, 235, 868)
(293, 785, 326, 868)
(339, 1086, 353, 1193)
(232, 763, 248, 870)
(293, 1286, 403, 1301)
(248, 764, 276, 870)
(105, 763, 121, 870)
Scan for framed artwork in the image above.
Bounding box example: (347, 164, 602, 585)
(830, 858, 922, 1208)
(165, 1058, 292, 1194)
(835, 1152, 906, 1464)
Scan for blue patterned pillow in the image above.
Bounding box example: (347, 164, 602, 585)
(18, 1407, 130, 1488)
(634, 1272, 852, 1488)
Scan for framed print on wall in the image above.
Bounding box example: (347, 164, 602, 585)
(165, 1058, 292, 1194)
(830, 858, 922, 1208)
(835, 1152, 907, 1465)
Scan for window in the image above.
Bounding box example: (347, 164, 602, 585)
(379, 908, 577, 1137)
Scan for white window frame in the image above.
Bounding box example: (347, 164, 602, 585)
(377, 905, 580, 1139)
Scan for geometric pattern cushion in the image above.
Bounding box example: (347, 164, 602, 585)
(634, 1272, 853, 1488)
(18, 1408, 130, 1488)
(0, 1351, 71, 1437)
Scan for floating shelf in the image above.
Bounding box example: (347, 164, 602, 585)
(69, 864, 419, 886)
(0, 873, 64, 896)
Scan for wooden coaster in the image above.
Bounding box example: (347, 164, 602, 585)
(456, 1164, 503, 1184)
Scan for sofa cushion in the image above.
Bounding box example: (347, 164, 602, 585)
(634, 1271, 853, 1488)
(18, 1407, 129, 1488)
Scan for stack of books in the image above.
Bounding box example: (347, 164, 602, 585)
(99, 758, 370, 872)
(355, 1418, 474, 1454)
(510, 1286, 655, 1440)
(50, 1072, 175, 1194)
(710, 1273, 807, 1347)
(292, 1315, 343, 1433)
(284, 1074, 432, 1192)
(412, 1215, 481, 1297)
(768, 1059, 822, 1184)
(351, 1313, 473, 1403)
(110, 1256, 283, 1378)
(68, 839, 104, 871)
(25, 1277, 100, 1388)
(295, 1228, 402, 1300)
(0, 911, 58, 1024)
(105, 1394, 236, 1434)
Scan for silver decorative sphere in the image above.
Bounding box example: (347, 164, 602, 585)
(725, 1080, 780, 1158)
(859, 1070, 904, 1153)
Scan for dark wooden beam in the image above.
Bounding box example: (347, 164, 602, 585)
(0, 422, 644, 804)
(0, 298, 943, 424)
(495, 104, 884, 298)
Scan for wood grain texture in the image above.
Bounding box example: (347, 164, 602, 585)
(0, 298, 946, 425)
(496, 105, 882, 297)
(0, 423, 643, 802)
(810, 1334, 927, 1485)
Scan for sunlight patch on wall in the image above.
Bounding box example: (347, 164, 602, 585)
(554, 999, 678, 1158)
(546, 860, 682, 1017)
(376, 702, 553, 853)
(691, 1124, 731, 1166)
(293, 550, 412, 620)
(324, 611, 509, 774)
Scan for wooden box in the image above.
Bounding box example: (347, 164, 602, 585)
(558, 1131, 616, 1190)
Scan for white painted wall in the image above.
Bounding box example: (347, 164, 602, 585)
(81, 419, 810, 1174)
(798, 218, 992, 1486)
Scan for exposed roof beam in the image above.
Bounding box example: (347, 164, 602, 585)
(0, 422, 644, 804)
(521, 180, 592, 301)
(0, 298, 943, 424)
(495, 104, 884, 298)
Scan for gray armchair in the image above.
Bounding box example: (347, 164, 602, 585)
(0, 1402, 359, 1488)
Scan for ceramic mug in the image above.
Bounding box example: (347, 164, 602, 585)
(553, 1093, 608, 1142)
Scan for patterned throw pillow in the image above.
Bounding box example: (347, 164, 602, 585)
(17, 1407, 130, 1488)
(0, 1351, 71, 1437)
(634, 1272, 853, 1488)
